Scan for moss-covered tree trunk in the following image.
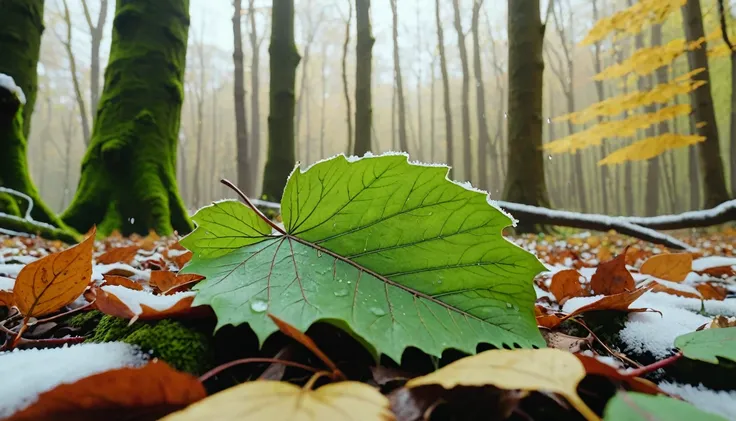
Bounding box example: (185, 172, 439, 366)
(0, 1, 77, 242)
(682, 0, 732, 208)
(261, 0, 300, 201)
(502, 0, 551, 233)
(61, 0, 193, 237)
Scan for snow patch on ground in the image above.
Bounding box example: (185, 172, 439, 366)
(0, 264, 24, 278)
(619, 292, 711, 359)
(0, 276, 13, 290)
(534, 285, 555, 301)
(658, 381, 736, 420)
(0, 342, 148, 418)
(92, 263, 150, 283)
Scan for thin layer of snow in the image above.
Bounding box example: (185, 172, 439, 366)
(4, 255, 36, 264)
(534, 284, 555, 300)
(684, 271, 712, 284)
(619, 292, 711, 359)
(692, 256, 736, 271)
(92, 263, 150, 283)
(640, 278, 703, 297)
(100, 285, 195, 315)
(658, 382, 736, 420)
(166, 249, 190, 258)
(0, 342, 148, 418)
(0, 276, 13, 290)
(0, 228, 33, 238)
(0, 264, 24, 277)
(562, 295, 607, 313)
(579, 350, 624, 369)
(0, 73, 26, 105)
(623, 199, 736, 225)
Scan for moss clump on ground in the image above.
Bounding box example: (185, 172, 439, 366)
(65, 310, 104, 331)
(87, 315, 214, 375)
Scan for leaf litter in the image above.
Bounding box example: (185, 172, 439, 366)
(0, 155, 735, 420)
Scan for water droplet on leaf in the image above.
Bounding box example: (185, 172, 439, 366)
(250, 300, 268, 313)
(370, 307, 386, 316)
(334, 289, 348, 297)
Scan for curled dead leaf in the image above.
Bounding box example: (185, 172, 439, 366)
(89, 285, 204, 321)
(405, 349, 600, 421)
(12, 227, 96, 317)
(695, 283, 728, 301)
(639, 253, 692, 282)
(101, 275, 144, 291)
(647, 280, 701, 299)
(591, 248, 635, 295)
(6, 361, 205, 421)
(150, 271, 204, 295)
(574, 354, 663, 395)
(542, 330, 593, 353)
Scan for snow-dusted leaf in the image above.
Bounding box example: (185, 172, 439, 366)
(548, 269, 590, 302)
(675, 327, 736, 364)
(5, 361, 205, 421)
(160, 380, 392, 421)
(182, 154, 546, 361)
(89, 285, 201, 320)
(150, 271, 204, 295)
(603, 391, 726, 421)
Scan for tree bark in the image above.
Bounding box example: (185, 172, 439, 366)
(644, 24, 663, 217)
(390, 0, 408, 154)
(191, 40, 206, 208)
(451, 0, 472, 182)
(261, 0, 300, 201)
(0, 0, 74, 240)
(502, 0, 551, 232)
(682, 0, 732, 207)
(471, 0, 492, 190)
(247, 0, 263, 196)
(717, 0, 736, 197)
(61, 0, 193, 237)
(342, 1, 353, 155)
(354, 0, 374, 156)
(435, 0, 454, 176)
(233, 0, 251, 195)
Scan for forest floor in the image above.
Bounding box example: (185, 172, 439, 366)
(0, 227, 735, 420)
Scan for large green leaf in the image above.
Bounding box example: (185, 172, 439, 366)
(603, 392, 726, 421)
(675, 327, 736, 364)
(182, 154, 546, 361)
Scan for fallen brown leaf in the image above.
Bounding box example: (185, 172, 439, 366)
(101, 275, 143, 291)
(639, 253, 692, 282)
(647, 280, 701, 299)
(150, 271, 204, 295)
(549, 269, 591, 302)
(574, 354, 663, 395)
(695, 283, 728, 301)
(96, 245, 140, 265)
(591, 248, 634, 295)
(6, 361, 205, 421)
(89, 286, 201, 320)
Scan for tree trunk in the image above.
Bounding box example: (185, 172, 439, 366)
(354, 0, 373, 156)
(233, 0, 251, 195)
(0, 0, 74, 241)
(502, 0, 551, 232)
(471, 0, 491, 190)
(435, 0, 454, 176)
(261, 0, 300, 201)
(60, 0, 91, 147)
(341, 2, 353, 155)
(320, 41, 327, 159)
(61, 0, 193, 237)
(681, 0, 732, 207)
(248, 0, 262, 196)
(644, 24, 664, 217)
(430, 55, 436, 162)
(390, 0, 408, 154)
(451, 0, 472, 182)
(80, 0, 109, 120)
(591, 0, 609, 214)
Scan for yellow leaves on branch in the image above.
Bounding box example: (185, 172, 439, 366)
(406, 349, 600, 421)
(598, 133, 705, 165)
(581, 0, 685, 46)
(544, 104, 691, 154)
(555, 68, 705, 125)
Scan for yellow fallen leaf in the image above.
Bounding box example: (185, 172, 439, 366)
(406, 349, 600, 421)
(161, 380, 394, 421)
(13, 227, 96, 317)
(639, 253, 692, 282)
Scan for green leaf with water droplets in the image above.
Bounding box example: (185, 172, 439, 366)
(182, 154, 546, 361)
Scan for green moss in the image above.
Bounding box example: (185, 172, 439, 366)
(61, 0, 193, 237)
(65, 310, 104, 330)
(87, 315, 213, 375)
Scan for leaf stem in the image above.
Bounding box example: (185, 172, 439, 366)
(626, 351, 683, 378)
(198, 357, 319, 383)
(570, 319, 642, 368)
(221, 179, 287, 236)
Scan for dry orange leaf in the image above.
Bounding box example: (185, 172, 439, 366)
(89, 286, 201, 320)
(639, 253, 692, 282)
(590, 248, 635, 295)
(563, 287, 652, 322)
(102, 274, 144, 291)
(171, 251, 192, 269)
(150, 271, 204, 295)
(695, 283, 728, 300)
(549, 269, 591, 302)
(96, 245, 140, 265)
(574, 354, 663, 395)
(700, 266, 736, 278)
(536, 305, 565, 329)
(0, 290, 14, 308)
(648, 280, 701, 299)
(6, 360, 205, 421)
(12, 227, 96, 317)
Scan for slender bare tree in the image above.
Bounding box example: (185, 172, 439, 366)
(80, 0, 109, 117)
(354, 0, 374, 156)
(451, 0, 471, 181)
(233, 0, 252, 195)
(390, 0, 409, 154)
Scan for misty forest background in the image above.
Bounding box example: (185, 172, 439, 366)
(23, 0, 736, 219)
